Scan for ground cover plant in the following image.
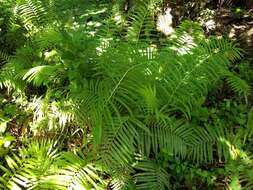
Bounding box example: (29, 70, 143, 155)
(0, 0, 253, 189)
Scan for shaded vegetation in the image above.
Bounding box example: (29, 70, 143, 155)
(0, 0, 253, 189)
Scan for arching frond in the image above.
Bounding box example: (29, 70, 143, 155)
(188, 126, 237, 163)
(157, 35, 243, 118)
(0, 51, 10, 66)
(0, 140, 58, 190)
(100, 118, 138, 168)
(137, 118, 192, 159)
(23, 64, 65, 86)
(16, 0, 53, 33)
(109, 165, 135, 190)
(127, 1, 156, 42)
(225, 72, 251, 97)
(44, 152, 105, 190)
(134, 159, 171, 190)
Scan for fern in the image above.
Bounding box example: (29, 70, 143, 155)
(0, 51, 10, 66)
(23, 64, 65, 86)
(225, 72, 251, 98)
(7, 23, 246, 166)
(100, 118, 138, 168)
(134, 159, 171, 190)
(0, 140, 58, 189)
(188, 125, 237, 163)
(44, 152, 105, 190)
(0, 2, 251, 188)
(137, 118, 192, 158)
(127, 1, 155, 42)
(16, 0, 53, 33)
(0, 141, 106, 190)
(28, 95, 76, 131)
(109, 165, 135, 190)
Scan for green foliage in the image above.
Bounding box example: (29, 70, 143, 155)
(0, 0, 26, 55)
(0, 0, 253, 189)
(134, 159, 170, 190)
(44, 152, 105, 189)
(0, 140, 58, 189)
(0, 140, 105, 189)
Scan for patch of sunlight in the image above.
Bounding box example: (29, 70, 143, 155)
(247, 27, 253, 36)
(30, 96, 47, 122)
(28, 96, 76, 132)
(51, 100, 75, 127)
(218, 137, 239, 160)
(84, 21, 102, 36)
(204, 19, 216, 31)
(88, 31, 97, 37)
(44, 49, 59, 61)
(229, 28, 236, 38)
(233, 24, 247, 30)
(96, 38, 113, 55)
(246, 38, 252, 43)
(198, 9, 216, 32)
(170, 33, 196, 55)
(214, 48, 220, 53)
(87, 21, 102, 27)
(81, 7, 107, 17)
(73, 21, 80, 27)
(138, 45, 157, 59)
(216, 35, 223, 39)
(1, 80, 22, 94)
(0, 119, 9, 133)
(156, 8, 174, 36)
(114, 12, 124, 25)
(144, 68, 152, 76)
(12, 94, 27, 107)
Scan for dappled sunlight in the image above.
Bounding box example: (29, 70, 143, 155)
(218, 136, 239, 160)
(29, 96, 76, 132)
(138, 45, 158, 59)
(228, 28, 236, 38)
(1, 0, 253, 189)
(204, 19, 216, 31)
(96, 37, 113, 55)
(81, 7, 107, 17)
(170, 33, 196, 55)
(198, 8, 216, 32)
(114, 12, 124, 25)
(156, 8, 174, 36)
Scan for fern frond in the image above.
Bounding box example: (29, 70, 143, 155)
(127, 1, 156, 42)
(188, 126, 236, 163)
(16, 0, 52, 32)
(100, 118, 138, 168)
(28, 95, 76, 131)
(157, 50, 215, 117)
(157, 33, 243, 118)
(44, 152, 105, 190)
(0, 63, 25, 92)
(0, 50, 10, 65)
(0, 140, 58, 190)
(202, 37, 243, 63)
(138, 118, 192, 159)
(134, 159, 171, 190)
(23, 64, 65, 86)
(109, 165, 135, 190)
(225, 72, 251, 97)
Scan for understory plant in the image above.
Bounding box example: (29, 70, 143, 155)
(0, 0, 253, 189)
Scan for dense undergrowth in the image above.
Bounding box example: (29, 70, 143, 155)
(0, 0, 253, 189)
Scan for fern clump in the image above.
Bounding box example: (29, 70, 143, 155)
(1, 0, 253, 189)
